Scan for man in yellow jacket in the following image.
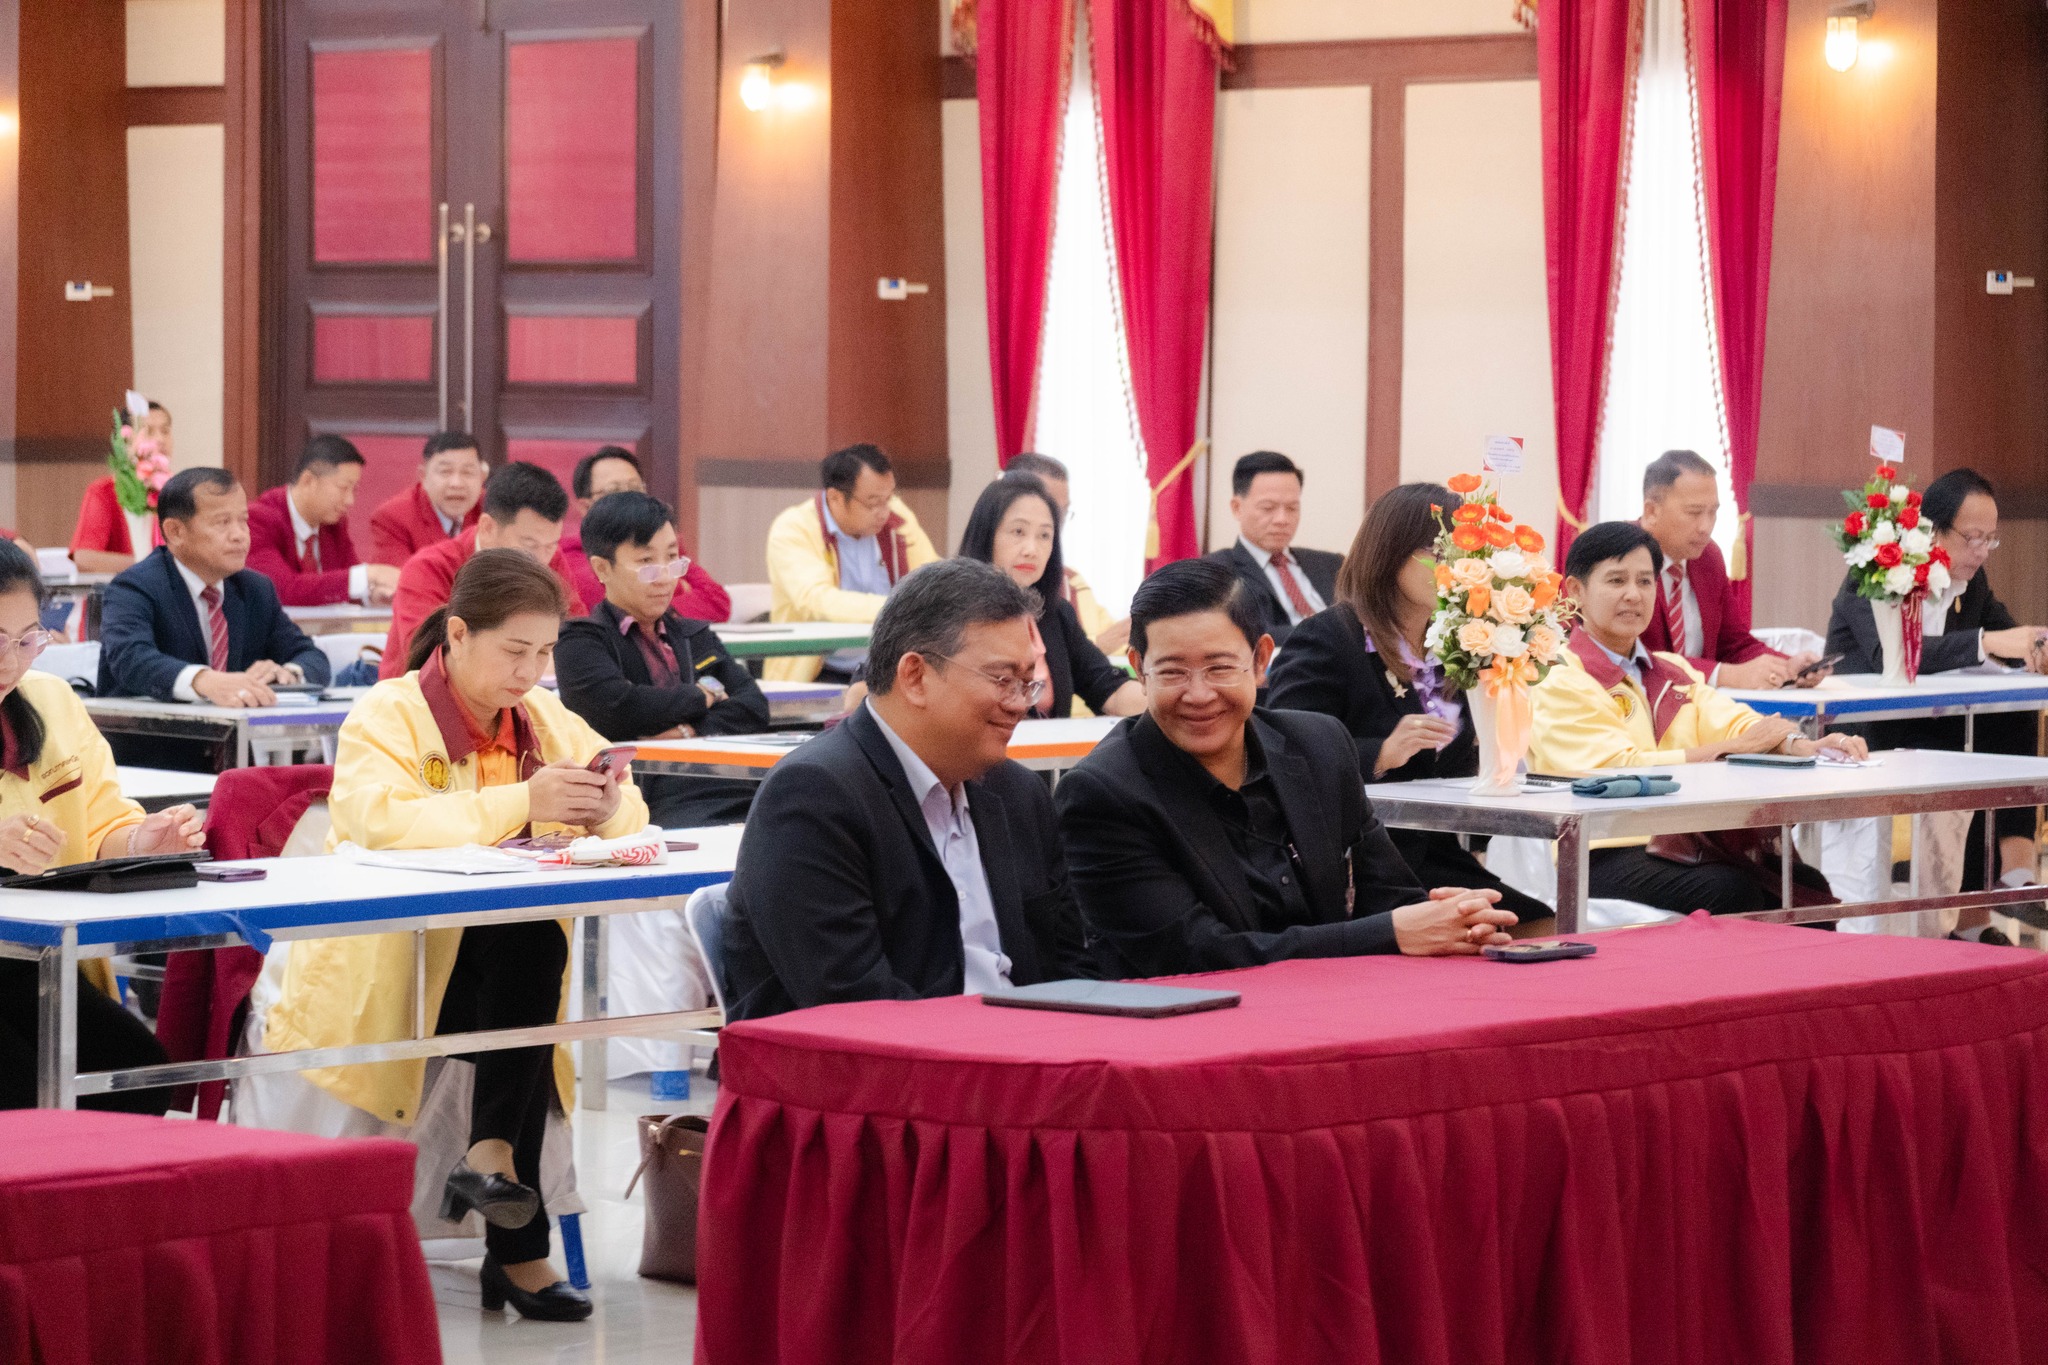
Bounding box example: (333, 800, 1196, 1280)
(1528, 520, 1863, 915)
(763, 443, 938, 682)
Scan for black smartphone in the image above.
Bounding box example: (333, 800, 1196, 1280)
(1784, 652, 1844, 685)
(195, 864, 267, 883)
(1482, 941, 1597, 964)
(1725, 752, 1816, 768)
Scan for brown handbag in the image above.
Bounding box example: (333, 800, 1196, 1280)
(1643, 829, 1837, 908)
(624, 1114, 709, 1283)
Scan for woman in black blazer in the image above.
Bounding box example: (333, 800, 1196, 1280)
(1266, 481, 1551, 929)
(958, 475, 1142, 720)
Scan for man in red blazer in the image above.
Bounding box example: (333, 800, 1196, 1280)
(379, 461, 587, 679)
(367, 431, 486, 567)
(562, 446, 732, 622)
(245, 436, 401, 607)
(1637, 449, 1823, 688)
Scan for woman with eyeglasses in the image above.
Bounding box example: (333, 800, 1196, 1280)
(266, 548, 648, 1323)
(1824, 468, 2048, 908)
(555, 490, 770, 827)
(1265, 483, 1553, 931)
(956, 474, 1143, 719)
(0, 541, 204, 1112)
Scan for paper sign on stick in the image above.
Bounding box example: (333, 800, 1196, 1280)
(1483, 435, 1525, 475)
(1869, 425, 1906, 465)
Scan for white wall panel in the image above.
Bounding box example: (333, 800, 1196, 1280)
(127, 124, 224, 469)
(1234, 0, 1524, 43)
(1400, 80, 1556, 531)
(1208, 84, 1371, 555)
(126, 0, 225, 88)
(942, 98, 1000, 544)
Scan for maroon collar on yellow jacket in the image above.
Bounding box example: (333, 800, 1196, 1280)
(814, 491, 910, 584)
(1567, 628, 1693, 744)
(417, 647, 544, 779)
(0, 706, 27, 781)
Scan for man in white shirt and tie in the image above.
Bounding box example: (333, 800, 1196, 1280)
(1206, 451, 1343, 647)
(721, 560, 1096, 1022)
(1638, 448, 1823, 689)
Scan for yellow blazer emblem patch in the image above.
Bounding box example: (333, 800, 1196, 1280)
(420, 753, 453, 792)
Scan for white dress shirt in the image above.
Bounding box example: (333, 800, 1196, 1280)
(866, 701, 1013, 993)
(1239, 537, 1326, 625)
(286, 491, 369, 602)
(169, 555, 302, 702)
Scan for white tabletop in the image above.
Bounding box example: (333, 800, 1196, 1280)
(84, 689, 368, 729)
(634, 714, 1122, 771)
(284, 603, 393, 625)
(0, 823, 744, 948)
(1366, 749, 2048, 841)
(115, 767, 219, 801)
(1725, 669, 2048, 720)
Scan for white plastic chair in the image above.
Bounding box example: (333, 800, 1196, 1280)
(685, 882, 733, 1018)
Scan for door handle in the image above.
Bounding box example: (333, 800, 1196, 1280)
(437, 203, 452, 427)
(460, 204, 494, 432)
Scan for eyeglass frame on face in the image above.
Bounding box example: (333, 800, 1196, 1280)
(919, 651, 1045, 707)
(1951, 531, 2000, 552)
(846, 491, 894, 514)
(630, 555, 691, 584)
(0, 628, 54, 663)
(1142, 660, 1258, 692)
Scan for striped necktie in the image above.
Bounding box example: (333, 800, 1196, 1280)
(200, 584, 229, 673)
(1270, 550, 1316, 620)
(1663, 563, 1689, 654)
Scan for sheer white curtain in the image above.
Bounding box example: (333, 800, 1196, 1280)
(1595, 0, 1734, 549)
(1032, 1, 1150, 617)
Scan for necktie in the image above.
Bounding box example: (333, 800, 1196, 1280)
(200, 585, 229, 673)
(1270, 550, 1316, 621)
(299, 535, 321, 573)
(1664, 563, 1689, 653)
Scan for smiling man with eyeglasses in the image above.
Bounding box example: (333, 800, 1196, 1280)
(721, 559, 1096, 1022)
(1054, 558, 1514, 979)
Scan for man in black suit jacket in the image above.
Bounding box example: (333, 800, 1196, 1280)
(98, 469, 330, 770)
(1205, 450, 1342, 646)
(554, 491, 770, 828)
(1823, 467, 2048, 896)
(722, 559, 1095, 1022)
(1054, 558, 1514, 978)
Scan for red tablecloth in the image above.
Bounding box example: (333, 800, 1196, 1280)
(0, 1112, 440, 1365)
(696, 916, 2048, 1365)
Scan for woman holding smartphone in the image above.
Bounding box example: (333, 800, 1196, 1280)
(1265, 483, 1552, 932)
(267, 549, 646, 1323)
(0, 541, 204, 1111)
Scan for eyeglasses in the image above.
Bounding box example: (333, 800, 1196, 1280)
(1143, 661, 1257, 691)
(0, 629, 53, 663)
(630, 556, 691, 584)
(849, 493, 893, 513)
(924, 653, 1045, 707)
(1954, 533, 2000, 552)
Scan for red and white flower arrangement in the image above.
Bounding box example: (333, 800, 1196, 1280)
(1832, 460, 1948, 683)
(108, 390, 171, 518)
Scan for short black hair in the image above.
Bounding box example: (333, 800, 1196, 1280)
(0, 540, 47, 769)
(1643, 449, 1716, 499)
(1564, 520, 1664, 582)
(580, 490, 673, 564)
(1129, 558, 1266, 657)
(1921, 467, 1996, 532)
(1006, 452, 1068, 484)
(297, 434, 364, 477)
(572, 445, 642, 500)
(867, 559, 1035, 696)
(146, 401, 169, 418)
(956, 474, 1063, 604)
(422, 430, 481, 463)
(821, 443, 891, 498)
(157, 467, 238, 524)
(480, 461, 569, 524)
(1231, 451, 1303, 499)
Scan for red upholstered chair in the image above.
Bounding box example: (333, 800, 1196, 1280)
(156, 764, 334, 1119)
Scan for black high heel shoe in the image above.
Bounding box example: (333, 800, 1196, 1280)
(440, 1159, 541, 1229)
(480, 1255, 593, 1322)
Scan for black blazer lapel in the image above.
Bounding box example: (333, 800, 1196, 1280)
(157, 550, 208, 666)
(1127, 715, 1262, 933)
(965, 780, 1033, 969)
(844, 706, 945, 868)
(1258, 720, 1341, 920)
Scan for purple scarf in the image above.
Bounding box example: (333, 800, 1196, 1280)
(1364, 630, 1463, 726)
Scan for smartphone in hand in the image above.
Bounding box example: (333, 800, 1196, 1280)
(586, 745, 637, 777)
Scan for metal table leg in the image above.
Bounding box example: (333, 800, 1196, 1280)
(36, 929, 78, 1109)
(1554, 817, 1587, 935)
(580, 914, 609, 1112)
(1780, 824, 1793, 908)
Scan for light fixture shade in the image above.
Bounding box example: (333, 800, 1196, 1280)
(740, 52, 786, 112)
(1825, 13, 1860, 71)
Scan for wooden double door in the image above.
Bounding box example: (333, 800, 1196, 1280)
(276, 0, 680, 540)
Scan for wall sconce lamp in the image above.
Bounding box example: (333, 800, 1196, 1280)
(1826, 1, 1875, 73)
(740, 52, 786, 112)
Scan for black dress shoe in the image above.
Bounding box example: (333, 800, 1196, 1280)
(480, 1255, 593, 1322)
(1949, 925, 2016, 948)
(440, 1159, 541, 1229)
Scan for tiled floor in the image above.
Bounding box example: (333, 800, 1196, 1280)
(435, 1075, 713, 1365)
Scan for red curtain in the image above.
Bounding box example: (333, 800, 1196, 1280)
(1689, 0, 1789, 612)
(1088, 0, 1218, 567)
(1540, 0, 1636, 558)
(974, 0, 1071, 463)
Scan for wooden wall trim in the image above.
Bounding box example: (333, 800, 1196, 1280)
(221, 0, 263, 489)
(698, 456, 950, 488)
(125, 86, 226, 126)
(1225, 33, 1537, 89)
(1753, 482, 2048, 520)
(1365, 86, 1403, 504)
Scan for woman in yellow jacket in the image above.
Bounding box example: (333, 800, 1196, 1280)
(0, 542, 204, 1111)
(268, 549, 646, 1322)
(1528, 522, 1864, 916)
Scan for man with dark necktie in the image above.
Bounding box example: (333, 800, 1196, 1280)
(1204, 451, 1342, 648)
